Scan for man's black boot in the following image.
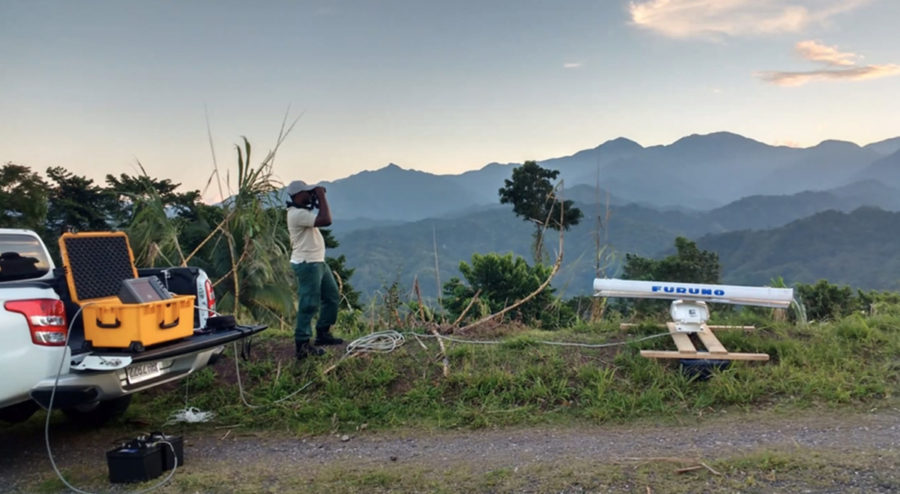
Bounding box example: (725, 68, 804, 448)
(315, 327, 344, 346)
(295, 340, 325, 360)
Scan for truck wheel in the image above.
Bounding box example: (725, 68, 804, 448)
(62, 395, 132, 426)
(0, 401, 39, 423)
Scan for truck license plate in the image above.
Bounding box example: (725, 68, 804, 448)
(126, 361, 163, 384)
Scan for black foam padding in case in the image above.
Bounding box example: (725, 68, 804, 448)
(63, 235, 136, 300)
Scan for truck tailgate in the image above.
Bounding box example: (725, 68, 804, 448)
(88, 324, 267, 363)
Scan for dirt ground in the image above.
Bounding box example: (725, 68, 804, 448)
(2, 406, 899, 493)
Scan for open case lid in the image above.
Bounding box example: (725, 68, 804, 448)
(59, 232, 138, 304)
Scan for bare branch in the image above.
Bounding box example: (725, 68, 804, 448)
(432, 225, 445, 323)
(452, 289, 483, 327)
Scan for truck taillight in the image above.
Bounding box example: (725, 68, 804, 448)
(4, 299, 68, 346)
(204, 279, 216, 317)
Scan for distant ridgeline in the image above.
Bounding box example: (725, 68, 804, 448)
(317, 132, 900, 301)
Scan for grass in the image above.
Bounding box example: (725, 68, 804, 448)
(127, 308, 900, 434)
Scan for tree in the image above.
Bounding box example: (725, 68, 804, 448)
(623, 237, 719, 284)
(45, 166, 117, 234)
(322, 229, 360, 310)
(498, 161, 583, 263)
(0, 163, 48, 231)
(106, 169, 201, 227)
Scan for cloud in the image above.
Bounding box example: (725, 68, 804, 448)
(628, 0, 870, 39)
(758, 64, 900, 86)
(795, 40, 857, 66)
(773, 139, 804, 148)
(759, 39, 900, 86)
(563, 62, 583, 69)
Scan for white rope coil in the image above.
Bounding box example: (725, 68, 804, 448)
(346, 330, 406, 354)
(166, 406, 216, 425)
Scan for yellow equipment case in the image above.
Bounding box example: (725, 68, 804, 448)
(59, 232, 195, 351)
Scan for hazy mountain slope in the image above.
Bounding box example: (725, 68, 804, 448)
(864, 136, 900, 156)
(324, 163, 481, 223)
(828, 180, 900, 210)
(697, 207, 900, 291)
(542, 137, 644, 185)
(705, 191, 845, 232)
(561, 184, 624, 206)
(590, 154, 715, 209)
(699, 180, 900, 232)
(854, 148, 900, 189)
(445, 162, 517, 205)
(635, 132, 797, 207)
(754, 140, 880, 194)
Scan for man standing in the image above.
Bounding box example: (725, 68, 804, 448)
(285, 180, 344, 360)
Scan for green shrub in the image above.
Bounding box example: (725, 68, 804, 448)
(795, 280, 857, 321)
(442, 252, 574, 328)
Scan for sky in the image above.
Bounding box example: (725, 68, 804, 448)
(2, 0, 899, 202)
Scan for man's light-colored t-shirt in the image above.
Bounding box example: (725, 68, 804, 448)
(287, 207, 325, 263)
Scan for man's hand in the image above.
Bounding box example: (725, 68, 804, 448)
(313, 185, 332, 227)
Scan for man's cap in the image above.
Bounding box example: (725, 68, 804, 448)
(286, 180, 317, 196)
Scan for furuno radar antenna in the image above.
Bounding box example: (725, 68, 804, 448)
(593, 279, 794, 361)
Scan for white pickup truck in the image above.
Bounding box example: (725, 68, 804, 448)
(0, 228, 265, 425)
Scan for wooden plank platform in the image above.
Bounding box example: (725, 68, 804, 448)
(638, 322, 770, 361)
(695, 326, 728, 355)
(639, 350, 770, 361)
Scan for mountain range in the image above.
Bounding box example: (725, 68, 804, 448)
(289, 131, 900, 300)
(319, 132, 900, 227)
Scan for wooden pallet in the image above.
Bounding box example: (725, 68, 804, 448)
(638, 322, 770, 361)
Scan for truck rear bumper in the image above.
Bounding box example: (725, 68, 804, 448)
(31, 385, 100, 409)
(31, 324, 266, 408)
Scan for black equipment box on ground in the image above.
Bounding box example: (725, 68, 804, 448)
(149, 432, 184, 469)
(106, 441, 163, 483)
(106, 433, 184, 483)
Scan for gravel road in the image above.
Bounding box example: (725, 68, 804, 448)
(2, 408, 898, 492)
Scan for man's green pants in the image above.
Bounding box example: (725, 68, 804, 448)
(292, 261, 339, 342)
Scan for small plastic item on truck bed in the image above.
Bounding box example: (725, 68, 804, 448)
(59, 232, 194, 352)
